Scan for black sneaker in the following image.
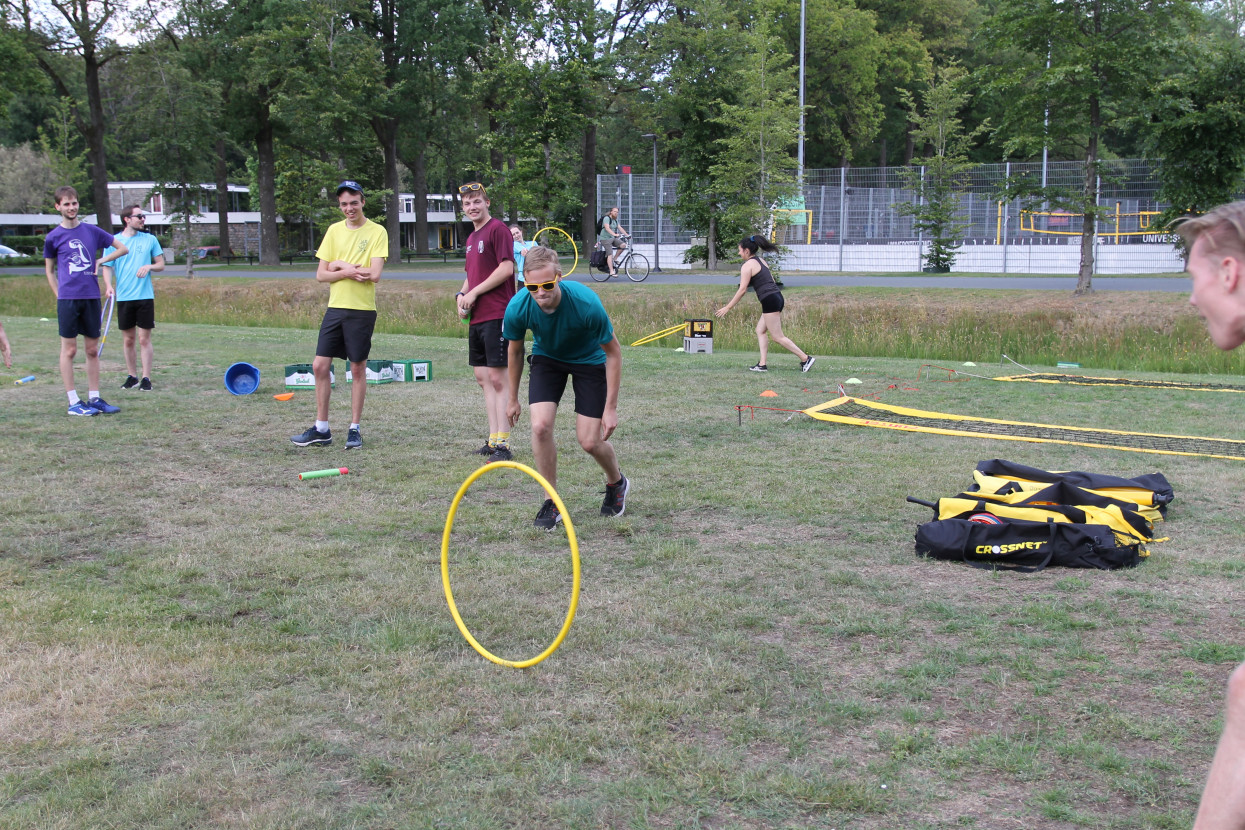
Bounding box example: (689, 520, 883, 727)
(471, 442, 494, 456)
(534, 498, 562, 530)
(139, 377, 153, 391)
(800, 356, 816, 373)
(345, 427, 362, 449)
(601, 473, 630, 517)
(749, 363, 768, 372)
(121, 375, 139, 389)
(291, 426, 332, 446)
(487, 445, 513, 463)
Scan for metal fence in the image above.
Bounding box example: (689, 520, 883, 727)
(598, 158, 1189, 274)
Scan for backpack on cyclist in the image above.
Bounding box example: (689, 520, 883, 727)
(595, 215, 606, 235)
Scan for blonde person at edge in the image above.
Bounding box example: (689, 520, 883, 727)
(1177, 200, 1245, 830)
(503, 245, 629, 530)
(290, 180, 387, 451)
(715, 233, 815, 373)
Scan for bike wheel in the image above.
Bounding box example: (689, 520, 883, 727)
(589, 263, 611, 282)
(624, 252, 649, 282)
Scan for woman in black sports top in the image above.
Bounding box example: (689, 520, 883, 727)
(714, 234, 816, 373)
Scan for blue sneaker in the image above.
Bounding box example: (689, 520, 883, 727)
(67, 401, 99, 416)
(86, 396, 120, 414)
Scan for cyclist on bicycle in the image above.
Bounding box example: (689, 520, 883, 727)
(597, 206, 628, 278)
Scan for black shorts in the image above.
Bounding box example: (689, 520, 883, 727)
(468, 318, 508, 368)
(117, 299, 156, 330)
(759, 292, 785, 314)
(316, 307, 376, 363)
(528, 354, 608, 419)
(58, 298, 102, 339)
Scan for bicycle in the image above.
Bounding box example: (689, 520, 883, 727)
(591, 234, 649, 282)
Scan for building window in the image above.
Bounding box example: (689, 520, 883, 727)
(401, 196, 414, 213)
(148, 192, 163, 214)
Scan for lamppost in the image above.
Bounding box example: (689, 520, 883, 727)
(641, 132, 662, 272)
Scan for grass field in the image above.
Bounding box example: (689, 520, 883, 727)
(1, 281, 1243, 829)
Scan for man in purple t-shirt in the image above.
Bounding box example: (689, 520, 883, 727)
(43, 185, 128, 416)
(455, 182, 516, 463)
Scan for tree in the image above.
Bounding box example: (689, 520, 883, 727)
(707, 11, 801, 239)
(128, 37, 221, 278)
(1144, 42, 1245, 227)
(9, 0, 126, 231)
(0, 143, 72, 212)
(896, 63, 986, 271)
(982, 0, 1197, 293)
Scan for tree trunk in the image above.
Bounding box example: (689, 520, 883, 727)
(82, 44, 112, 233)
(489, 115, 504, 218)
(878, 137, 887, 169)
(256, 101, 280, 266)
(215, 139, 231, 257)
(372, 116, 402, 262)
(1075, 97, 1099, 295)
(707, 213, 718, 270)
(412, 149, 429, 254)
(581, 124, 597, 243)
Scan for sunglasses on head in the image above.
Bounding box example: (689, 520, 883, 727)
(525, 276, 559, 292)
(458, 182, 484, 194)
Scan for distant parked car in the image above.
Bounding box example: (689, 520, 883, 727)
(0, 244, 23, 258)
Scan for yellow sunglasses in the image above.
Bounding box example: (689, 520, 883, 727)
(458, 182, 485, 194)
(525, 276, 560, 292)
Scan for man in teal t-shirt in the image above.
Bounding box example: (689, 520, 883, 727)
(103, 204, 165, 390)
(502, 245, 629, 529)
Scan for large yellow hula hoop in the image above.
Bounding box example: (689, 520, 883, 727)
(630, 323, 685, 347)
(533, 226, 579, 278)
(441, 461, 581, 668)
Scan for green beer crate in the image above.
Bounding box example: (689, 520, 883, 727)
(285, 362, 334, 389)
(393, 360, 432, 382)
(345, 359, 394, 384)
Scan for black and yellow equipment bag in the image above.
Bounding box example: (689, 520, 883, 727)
(913, 516, 1142, 572)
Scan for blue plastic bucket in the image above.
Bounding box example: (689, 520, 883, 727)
(224, 362, 261, 395)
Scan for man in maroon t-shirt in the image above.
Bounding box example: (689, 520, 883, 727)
(455, 182, 516, 463)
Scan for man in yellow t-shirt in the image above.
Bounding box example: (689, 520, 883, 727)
(290, 180, 388, 450)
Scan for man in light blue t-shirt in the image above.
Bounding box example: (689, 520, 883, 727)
(502, 245, 629, 529)
(103, 204, 165, 391)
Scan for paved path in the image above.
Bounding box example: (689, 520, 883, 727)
(1, 264, 1191, 292)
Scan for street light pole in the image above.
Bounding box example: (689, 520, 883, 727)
(642, 132, 662, 272)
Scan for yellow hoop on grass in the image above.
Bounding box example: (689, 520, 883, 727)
(630, 323, 685, 347)
(441, 461, 581, 668)
(533, 226, 579, 278)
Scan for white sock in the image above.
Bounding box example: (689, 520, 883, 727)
(350, 423, 360, 431)
(68, 391, 81, 405)
(316, 420, 330, 433)
(88, 390, 99, 400)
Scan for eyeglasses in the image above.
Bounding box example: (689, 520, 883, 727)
(525, 277, 559, 293)
(131, 214, 147, 220)
(458, 182, 484, 194)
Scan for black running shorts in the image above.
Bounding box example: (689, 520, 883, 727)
(117, 299, 155, 331)
(759, 292, 785, 314)
(316, 307, 377, 363)
(528, 354, 608, 419)
(58, 298, 102, 339)
(468, 318, 508, 368)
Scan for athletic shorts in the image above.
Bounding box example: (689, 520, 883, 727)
(117, 299, 156, 331)
(468, 318, 508, 368)
(528, 354, 608, 419)
(58, 298, 102, 339)
(759, 292, 785, 314)
(316, 307, 376, 363)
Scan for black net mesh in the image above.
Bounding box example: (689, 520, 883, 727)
(996, 374, 1245, 392)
